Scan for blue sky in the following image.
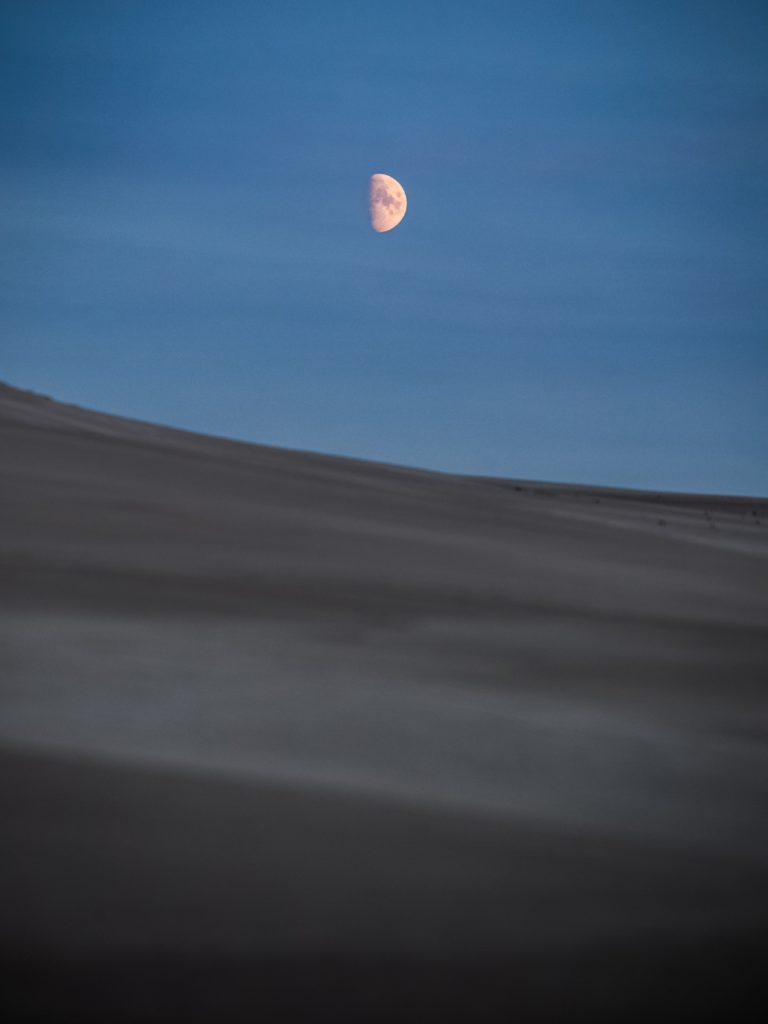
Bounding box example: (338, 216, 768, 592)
(2, 1, 767, 493)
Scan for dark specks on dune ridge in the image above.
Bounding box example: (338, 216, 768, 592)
(1, 381, 768, 1022)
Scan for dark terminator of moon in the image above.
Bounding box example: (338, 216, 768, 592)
(369, 173, 407, 232)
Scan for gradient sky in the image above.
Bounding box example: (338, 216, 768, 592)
(2, 1, 767, 493)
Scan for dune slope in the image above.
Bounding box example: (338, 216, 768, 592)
(1, 381, 767, 1021)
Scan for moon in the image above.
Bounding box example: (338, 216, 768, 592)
(369, 173, 407, 233)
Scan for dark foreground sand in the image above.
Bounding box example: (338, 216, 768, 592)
(1, 381, 767, 1021)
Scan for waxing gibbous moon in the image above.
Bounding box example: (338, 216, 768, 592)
(369, 173, 407, 233)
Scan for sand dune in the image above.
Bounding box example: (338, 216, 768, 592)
(1, 381, 767, 1021)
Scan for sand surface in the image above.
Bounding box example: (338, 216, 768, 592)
(2, 381, 767, 1020)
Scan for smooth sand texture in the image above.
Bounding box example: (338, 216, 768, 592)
(2, 381, 767, 1021)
